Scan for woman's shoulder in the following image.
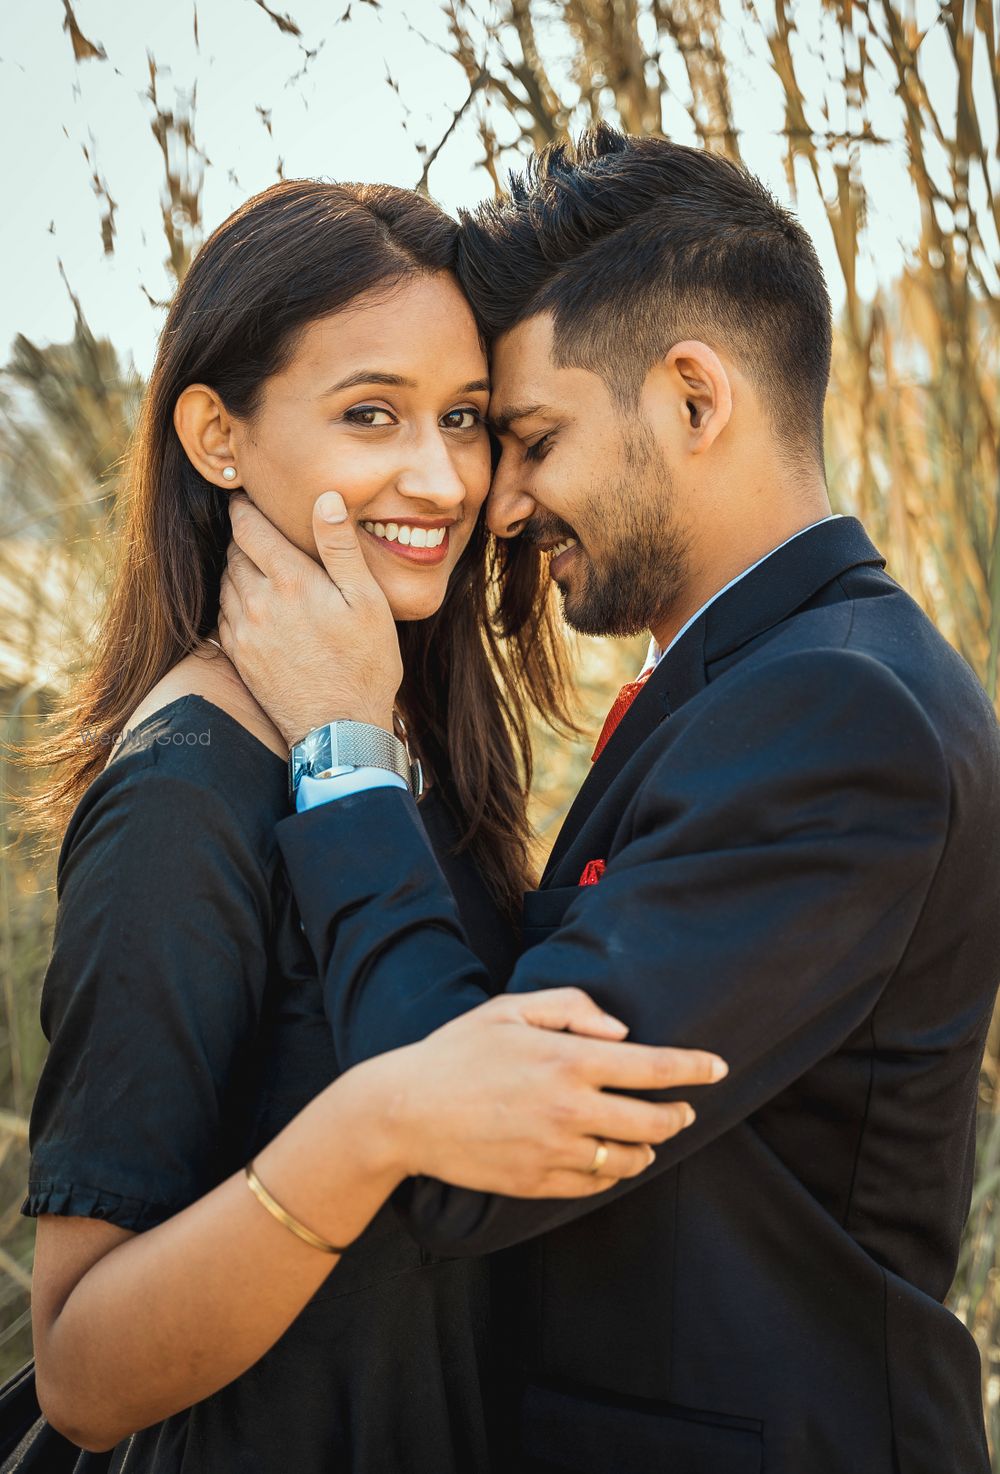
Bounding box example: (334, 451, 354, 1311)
(110, 644, 287, 771)
(64, 650, 290, 876)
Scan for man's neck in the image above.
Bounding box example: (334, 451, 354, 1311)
(648, 504, 834, 653)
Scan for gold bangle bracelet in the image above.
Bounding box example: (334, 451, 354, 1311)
(244, 1161, 347, 1256)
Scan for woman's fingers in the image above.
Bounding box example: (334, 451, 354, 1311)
(504, 986, 629, 1041)
(494, 990, 727, 1085)
(564, 1035, 727, 1091)
(579, 1091, 698, 1146)
(394, 990, 724, 1199)
(526, 1141, 657, 1200)
(574, 1138, 656, 1179)
(529, 1172, 621, 1200)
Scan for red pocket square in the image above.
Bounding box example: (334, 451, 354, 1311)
(578, 859, 606, 886)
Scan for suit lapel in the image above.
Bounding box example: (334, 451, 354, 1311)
(541, 518, 886, 885)
(541, 622, 703, 882)
(701, 516, 884, 665)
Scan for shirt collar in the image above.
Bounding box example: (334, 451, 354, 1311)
(640, 515, 843, 675)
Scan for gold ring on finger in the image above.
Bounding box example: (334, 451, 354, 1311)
(588, 1140, 610, 1175)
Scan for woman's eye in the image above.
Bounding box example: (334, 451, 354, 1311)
(441, 408, 483, 431)
(524, 432, 553, 463)
(344, 405, 395, 427)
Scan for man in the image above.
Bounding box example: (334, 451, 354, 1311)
(220, 127, 1000, 1472)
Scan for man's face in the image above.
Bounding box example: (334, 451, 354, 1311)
(488, 313, 690, 638)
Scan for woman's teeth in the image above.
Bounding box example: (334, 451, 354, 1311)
(361, 521, 447, 549)
(551, 538, 578, 558)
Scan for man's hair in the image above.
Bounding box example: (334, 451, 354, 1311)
(457, 124, 832, 462)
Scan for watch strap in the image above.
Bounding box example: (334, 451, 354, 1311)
(288, 721, 421, 802)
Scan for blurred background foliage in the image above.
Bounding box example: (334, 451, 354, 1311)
(1, 0, 999, 1455)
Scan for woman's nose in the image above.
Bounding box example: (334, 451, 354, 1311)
(395, 428, 468, 509)
(487, 452, 535, 539)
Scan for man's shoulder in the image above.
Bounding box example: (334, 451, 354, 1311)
(702, 639, 945, 755)
(670, 584, 1000, 832)
(736, 577, 999, 759)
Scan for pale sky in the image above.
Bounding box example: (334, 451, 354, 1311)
(1, 0, 996, 377)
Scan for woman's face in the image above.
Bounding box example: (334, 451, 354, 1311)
(229, 271, 492, 621)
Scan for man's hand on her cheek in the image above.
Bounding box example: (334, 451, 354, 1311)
(218, 493, 403, 747)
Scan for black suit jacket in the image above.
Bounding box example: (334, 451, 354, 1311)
(277, 518, 1000, 1474)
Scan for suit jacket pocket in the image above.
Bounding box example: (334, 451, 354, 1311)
(522, 886, 581, 951)
(520, 1382, 763, 1474)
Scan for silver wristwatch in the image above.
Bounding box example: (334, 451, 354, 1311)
(288, 719, 424, 803)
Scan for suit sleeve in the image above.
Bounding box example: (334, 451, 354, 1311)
(276, 648, 951, 1254)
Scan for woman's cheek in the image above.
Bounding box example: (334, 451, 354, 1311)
(464, 440, 492, 513)
(323, 436, 398, 497)
(245, 468, 322, 559)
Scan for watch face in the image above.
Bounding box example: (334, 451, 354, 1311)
(290, 725, 332, 796)
(299, 725, 333, 769)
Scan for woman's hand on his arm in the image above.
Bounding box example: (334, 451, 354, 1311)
(30, 987, 724, 1453)
(368, 987, 727, 1198)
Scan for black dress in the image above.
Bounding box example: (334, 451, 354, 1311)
(21, 694, 520, 1474)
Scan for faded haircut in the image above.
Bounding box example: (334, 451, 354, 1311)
(457, 123, 833, 462)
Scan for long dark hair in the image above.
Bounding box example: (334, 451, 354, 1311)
(11, 179, 572, 914)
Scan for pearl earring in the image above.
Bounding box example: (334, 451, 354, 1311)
(222, 466, 237, 482)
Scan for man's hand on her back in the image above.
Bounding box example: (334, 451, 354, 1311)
(219, 492, 403, 747)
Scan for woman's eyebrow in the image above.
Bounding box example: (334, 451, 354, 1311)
(322, 371, 413, 394)
(321, 372, 491, 396)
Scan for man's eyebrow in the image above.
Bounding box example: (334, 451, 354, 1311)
(321, 372, 491, 396)
(488, 403, 545, 435)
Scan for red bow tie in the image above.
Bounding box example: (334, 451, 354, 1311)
(592, 671, 652, 762)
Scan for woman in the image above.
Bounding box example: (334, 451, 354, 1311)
(11, 180, 722, 1472)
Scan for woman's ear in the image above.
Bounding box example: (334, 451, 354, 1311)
(173, 385, 242, 488)
(662, 340, 733, 453)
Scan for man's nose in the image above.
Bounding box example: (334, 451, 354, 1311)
(487, 452, 535, 539)
(396, 427, 468, 509)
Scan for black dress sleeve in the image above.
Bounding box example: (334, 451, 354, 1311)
(23, 743, 274, 1232)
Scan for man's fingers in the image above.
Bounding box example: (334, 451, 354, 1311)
(216, 607, 231, 648)
(505, 986, 629, 1041)
(312, 493, 382, 605)
(570, 1037, 728, 1090)
(224, 542, 265, 596)
(228, 494, 310, 584)
(218, 569, 235, 627)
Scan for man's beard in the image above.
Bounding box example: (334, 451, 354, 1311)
(540, 422, 688, 639)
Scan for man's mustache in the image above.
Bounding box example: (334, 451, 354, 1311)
(521, 516, 578, 548)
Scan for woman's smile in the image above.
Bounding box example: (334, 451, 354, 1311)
(360, 516, 456, 567)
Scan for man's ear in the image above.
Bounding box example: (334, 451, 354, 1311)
(173, 384, 243, 488)
(651, 340, 733, 454)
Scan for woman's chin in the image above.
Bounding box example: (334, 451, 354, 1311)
(385, 588, 449, 623)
